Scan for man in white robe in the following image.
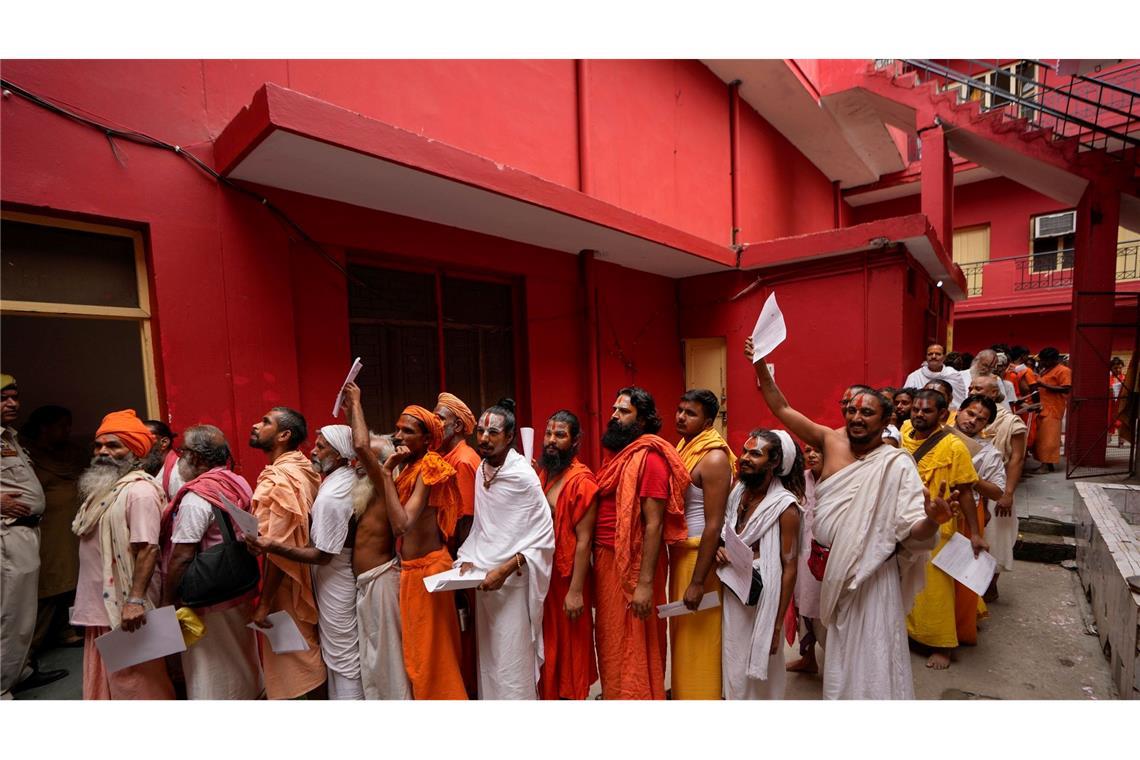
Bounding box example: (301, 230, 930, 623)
(249, 425, 362, 699)
(745, 336, 952, 700)
(718, 429, 801, 700)
(456, 403, 554, 700)
(903, 343, 968, 409)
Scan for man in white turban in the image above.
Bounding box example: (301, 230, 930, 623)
(248, 424, 362, 699)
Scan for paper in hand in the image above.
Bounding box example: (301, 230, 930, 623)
(423, 567, 487, 592)
(716, 528, 755, 604)
(218, 495, 259, 538)
(248, 611, 310, 653)
(519, 427, 535, 464)
(932, 532, 997, 597)
(95, 606, 187, 673)
(750, 292, 787, 364)
(656, 592, 720, 618)
(332, 357, 364, 417)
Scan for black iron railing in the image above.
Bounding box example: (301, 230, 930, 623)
(958, 242, 1138, 297)
(959, 261, 985, 296)
(874, 59, 1140, 160)
(1117, 241, 1139, 281)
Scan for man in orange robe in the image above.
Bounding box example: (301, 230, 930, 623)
(1032, 347, 1072, 472)
(376, 404, 466, 700)
(537, 410, 599, 700)
(593, 387, 690, 700)
(248, 407, 325, 699)
(434, 391, 482, 697)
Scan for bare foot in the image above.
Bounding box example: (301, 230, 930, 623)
(926, 651, 951, 670)
(983, 576, 999, 603)
(786, 656, 818, 674)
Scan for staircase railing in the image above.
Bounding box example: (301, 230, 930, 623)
(873, 59, 1140, 159)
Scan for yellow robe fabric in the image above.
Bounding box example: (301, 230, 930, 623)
(669, 428, 735, 699)
(901, 427, 978, 648)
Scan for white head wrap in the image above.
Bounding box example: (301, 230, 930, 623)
(319, 424, 355, 460)
(772, 430, 796, 477)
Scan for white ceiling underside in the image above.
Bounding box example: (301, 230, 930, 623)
(227, 130, 732, 279)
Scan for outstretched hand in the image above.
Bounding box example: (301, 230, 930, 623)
(341, 381, 361, 411)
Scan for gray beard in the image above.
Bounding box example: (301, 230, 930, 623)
(78, 457, 135, 503)
(351, 475, 375, 519)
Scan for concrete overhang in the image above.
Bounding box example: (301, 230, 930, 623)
(702, 60, 905, 188)
(215, 83, 736, 279)
(844, 164, 1001, 207)
(738, 214, 967, 300)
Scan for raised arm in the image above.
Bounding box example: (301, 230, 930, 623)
(342, 382, 387, 492)
(379, 464, 430, 537)
(745, 337, 831, 449)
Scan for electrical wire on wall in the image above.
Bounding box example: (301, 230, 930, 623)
(1, 78, 358, 287)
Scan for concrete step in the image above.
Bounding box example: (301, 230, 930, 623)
(1014, 532, 1076, 563)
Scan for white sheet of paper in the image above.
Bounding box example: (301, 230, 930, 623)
(218, 495, 259, 538)
(519, 427, 535, 464)
(932, 532, 997, 597)
(716, 528, 755, 603)
(423, 567, 487, 592)
(247, 610, 310, 653)
(656, 591, 720, 618)
(94, 606, 187, 673)
(332, 357, 364, 417)
(750, 292, 787, 363)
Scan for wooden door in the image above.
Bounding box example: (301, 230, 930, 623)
(684, 337, 728, 436)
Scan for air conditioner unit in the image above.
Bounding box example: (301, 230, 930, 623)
(1035, 211, 1077, 238)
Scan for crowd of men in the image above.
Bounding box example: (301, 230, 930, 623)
(0, 337, 1101, 699)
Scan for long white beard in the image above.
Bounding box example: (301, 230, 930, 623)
(78, 459, 132, 503)
(351, 475, 375, 519)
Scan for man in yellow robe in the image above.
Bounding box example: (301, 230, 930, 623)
(902, 390, 985, 670)
(669, 389, 733, 699)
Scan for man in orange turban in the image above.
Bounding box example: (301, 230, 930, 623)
(433, 392, 482, 697)
(71, 409, 173, 699)
(375, 404, 466, 699)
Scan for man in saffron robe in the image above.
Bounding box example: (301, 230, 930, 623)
(248, 407, 325, 699)
(70, 409, 174, 700)
(376, 404, 466, 699)
(434, 391, 482, 696)
(902, 390, 983, 670)
(536, 410, 599, 700)
(162, 424, 262, 700)
(1032, 347, 1072, 472)
(593, 387, 690, 700)
(670, 389, 733, 699)
(745, 337, 949, 699)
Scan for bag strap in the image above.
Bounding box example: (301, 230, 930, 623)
(912, 427, 950, 466)
(209, 504, 239, 545)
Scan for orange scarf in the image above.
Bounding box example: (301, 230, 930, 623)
(540, 459, 600, 579)
(595, 435, 690, 596)
(396, 451, 461, 539)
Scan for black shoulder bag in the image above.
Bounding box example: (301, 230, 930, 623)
(177, 504, 261, 608)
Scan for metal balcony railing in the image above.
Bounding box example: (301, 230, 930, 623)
(957, 241, 1140, 297)
(874, 59, 1140, 160)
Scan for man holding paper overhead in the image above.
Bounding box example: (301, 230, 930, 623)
(456, 399, 554, 699)
(593, 387, 690, 700)
(745, 321, 949, 699)
(70, 409, 175, 699)
(669, 389, 734, 699)
(536, 410, 599, 700)
(248, 407, 326, 699)
(717, 428, 802, 700)
(375, 403, 466, 699)
(161, 424, 262, 700)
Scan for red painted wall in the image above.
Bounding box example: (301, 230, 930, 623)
(677, 249, 938, 451)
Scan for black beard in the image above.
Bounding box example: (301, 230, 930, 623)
(141, 447, 165, 477)
(540, 447, 574, 477)
(738, 469, 769, 490)
(601, 419, 642, 453)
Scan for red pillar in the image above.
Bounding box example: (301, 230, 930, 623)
(1067, 181, 1121, 470)
(920, 124, 954, 263)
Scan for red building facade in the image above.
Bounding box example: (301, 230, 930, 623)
(2, 59, 1133, 475)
